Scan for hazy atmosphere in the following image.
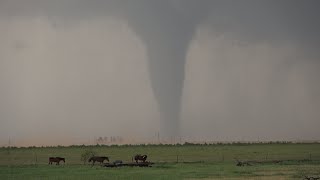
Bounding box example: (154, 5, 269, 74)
(0, 0, 320, 146)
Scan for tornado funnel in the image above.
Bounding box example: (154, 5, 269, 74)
(127, 17, 195, 137)
(124, 0, 211, 137)
(145, 36, 191, 137)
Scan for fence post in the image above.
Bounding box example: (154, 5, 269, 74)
(265, 153, 268, 160)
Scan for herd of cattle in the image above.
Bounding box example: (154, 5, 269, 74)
(48, 154, 149, 166)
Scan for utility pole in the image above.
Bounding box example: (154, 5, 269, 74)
(8, 136, 11, 155)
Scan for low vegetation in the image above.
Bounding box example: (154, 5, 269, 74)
(80, 149, 97, 165)
(0, 143, 319, 179)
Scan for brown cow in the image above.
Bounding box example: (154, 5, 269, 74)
(133, 154, 148, 163)
(49, 157, 65, 165)
(88, 156, 109, 166)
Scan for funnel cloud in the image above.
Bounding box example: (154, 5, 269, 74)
(0, 0, 320, 146)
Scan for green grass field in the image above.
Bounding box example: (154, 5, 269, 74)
(1, 143, 320, 179)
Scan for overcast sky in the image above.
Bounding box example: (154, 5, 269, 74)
(0, 0, 319, 146)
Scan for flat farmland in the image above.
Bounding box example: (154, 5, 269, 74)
(0, 143, 319, 179)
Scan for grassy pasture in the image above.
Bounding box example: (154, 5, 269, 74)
(0, 143, 320, 179)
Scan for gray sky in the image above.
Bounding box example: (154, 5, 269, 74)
(0, 0, 320, 146)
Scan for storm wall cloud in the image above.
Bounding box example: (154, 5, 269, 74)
(0, 0, 319, 146)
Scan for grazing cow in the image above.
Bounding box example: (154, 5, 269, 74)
(88, 156, 109, 166)
(49, 157, 65, 165)
(133, 154, 148, 163)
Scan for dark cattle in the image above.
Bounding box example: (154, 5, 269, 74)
(49, 157, 65, 165)
(88, 156, 109, 166)
(133, 154, 148, 163)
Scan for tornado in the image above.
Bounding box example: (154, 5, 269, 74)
(143, 32, 193, 137)
(125, 0, 211, 137)
(127, 22, 194, 137)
